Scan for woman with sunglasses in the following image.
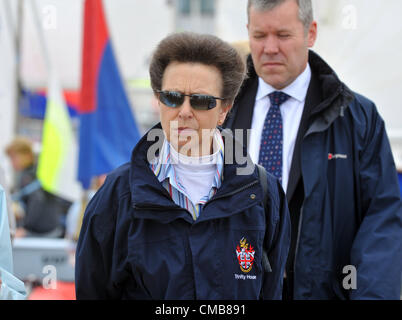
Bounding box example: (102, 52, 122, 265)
(75, 32, 290, 300)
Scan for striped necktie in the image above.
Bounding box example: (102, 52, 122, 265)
(258, 91, 290, 182)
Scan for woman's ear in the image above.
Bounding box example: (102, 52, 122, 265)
(218, 104, 232, 125)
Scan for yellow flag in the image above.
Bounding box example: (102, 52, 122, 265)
(37, 73, 81, 201)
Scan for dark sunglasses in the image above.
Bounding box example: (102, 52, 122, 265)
(156, 90, 226, 110)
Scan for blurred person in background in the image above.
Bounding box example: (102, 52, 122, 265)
(75, 32, 290, 300)
(0, 183, 27, 299)
(65, 174, 107, 242)
(224, 0, 402, 299)
(64, 174, 107, 272)
(5, 137, 71, 238)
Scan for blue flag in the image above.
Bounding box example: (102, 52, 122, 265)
(78, 0, 141, 189)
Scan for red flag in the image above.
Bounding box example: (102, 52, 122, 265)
(78, 0, 140, 189)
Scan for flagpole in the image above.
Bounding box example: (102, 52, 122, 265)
(29, 0, 52, 74)
(29, 0, 82, 202)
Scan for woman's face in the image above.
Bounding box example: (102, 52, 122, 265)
(158, 62, 230, 156)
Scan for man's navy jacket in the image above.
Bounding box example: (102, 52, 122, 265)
(224, 50, 402, 299)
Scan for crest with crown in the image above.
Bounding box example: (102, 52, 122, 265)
(236, 237, 255, 273)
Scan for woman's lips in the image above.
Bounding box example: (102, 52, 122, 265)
(178, 127, 195, 134)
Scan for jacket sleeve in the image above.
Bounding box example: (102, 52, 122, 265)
(350, 101, 402, 299)
(75, 178, 120, 300)
(262, 178, 291, 300)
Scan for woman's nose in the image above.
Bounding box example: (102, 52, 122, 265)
(178, 97, 193, 119)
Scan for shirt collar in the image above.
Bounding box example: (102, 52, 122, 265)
(151, 129, 225, 191)
(256, 63, 312, 103)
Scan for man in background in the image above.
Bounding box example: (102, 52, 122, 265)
(224, 0, 402, 299)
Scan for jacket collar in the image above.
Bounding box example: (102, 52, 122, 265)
(239, 50, 354, 117)
(129, 123, 261, 223)
(129, 123, 172, 207)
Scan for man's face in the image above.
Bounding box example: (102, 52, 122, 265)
(247, 0, 317, 89)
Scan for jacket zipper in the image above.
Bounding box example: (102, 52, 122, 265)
(292, 87, 350, 287)
(203, 180, 259, 208)
(293, 88, 345, 270)
(133, 203, 183, 211)
(293, 204, 304, 276)
(133, 180, 259, 211)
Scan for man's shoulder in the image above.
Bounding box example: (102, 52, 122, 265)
(347, 90, 381, 124)
(235, 73, 259, 103)
(341, 90, 389, 149)
(351, 91, 376, 109)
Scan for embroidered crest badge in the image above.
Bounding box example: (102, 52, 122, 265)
(236, 238, 255, 273)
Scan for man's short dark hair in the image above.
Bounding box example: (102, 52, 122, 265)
(149, 32, 246, 105)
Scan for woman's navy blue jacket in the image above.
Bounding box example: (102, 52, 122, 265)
(75, 125, 291, 299)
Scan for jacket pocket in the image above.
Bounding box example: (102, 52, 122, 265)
(126, 221, 194, 299)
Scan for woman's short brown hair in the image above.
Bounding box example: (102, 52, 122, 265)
(149, 32, 246, 105)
